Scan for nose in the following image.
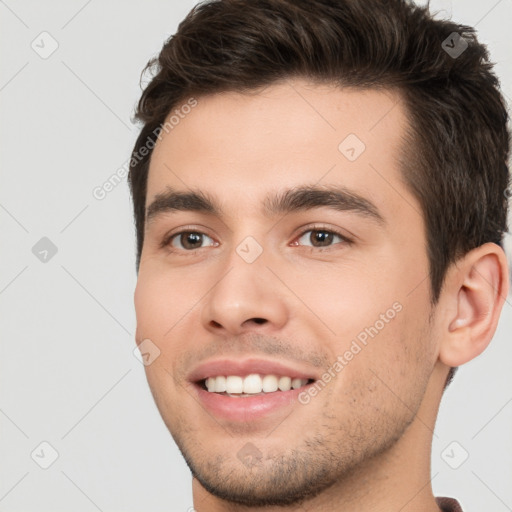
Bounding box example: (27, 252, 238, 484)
(201, 249, 289, 336)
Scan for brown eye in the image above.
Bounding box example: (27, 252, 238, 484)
(311, 230, 334, 247)
(169, 231, 214, 250)
(297, 229, 346, 248)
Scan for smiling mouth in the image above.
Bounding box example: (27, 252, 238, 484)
(199, 374, 315, 396)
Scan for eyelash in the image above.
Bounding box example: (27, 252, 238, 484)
(160, 224, 353, 254)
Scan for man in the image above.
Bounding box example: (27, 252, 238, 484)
(128, 0, 510, 510)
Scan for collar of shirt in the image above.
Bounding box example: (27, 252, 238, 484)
(436, 496, 463, 512)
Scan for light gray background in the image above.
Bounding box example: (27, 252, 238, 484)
(1, 1, 511, 511)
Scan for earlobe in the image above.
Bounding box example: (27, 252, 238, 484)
(439, 243, 509, 368)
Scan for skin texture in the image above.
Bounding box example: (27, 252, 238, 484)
(134, 79, 508, 511)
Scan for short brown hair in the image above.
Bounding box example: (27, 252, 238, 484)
(129, 0, 510, 305)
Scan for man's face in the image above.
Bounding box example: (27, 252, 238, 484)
(134, 80, 438, 506)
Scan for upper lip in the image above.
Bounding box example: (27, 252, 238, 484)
(188, 358, 319, 383)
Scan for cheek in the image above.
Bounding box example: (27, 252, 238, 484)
(296, 265, 402, 341)
(320, 315, 430, 435)
(345, 303, 434, 414)
(307, 266, 430, 385)
(134, 268, 205, 387)
(134, 273, 187, 421)
(134, 277, 165, 324)
(323, 256, 430, 357)
(134, 267, 200, 340)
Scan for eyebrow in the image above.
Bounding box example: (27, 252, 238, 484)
(145, 184, 385, 228)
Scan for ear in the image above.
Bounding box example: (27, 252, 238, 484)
(438, 243, 509, 367)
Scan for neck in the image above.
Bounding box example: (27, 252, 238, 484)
(192, 364, 448, 512)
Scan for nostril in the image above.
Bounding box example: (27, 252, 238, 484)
(251, 318, 267, 324)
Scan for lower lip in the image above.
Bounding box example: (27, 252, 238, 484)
(193, 384, 311, 422)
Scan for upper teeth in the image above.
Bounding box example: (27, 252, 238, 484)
(205, 374, 309, 394)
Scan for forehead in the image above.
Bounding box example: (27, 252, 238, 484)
(146, 80, 415, 222)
